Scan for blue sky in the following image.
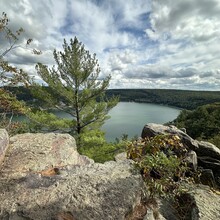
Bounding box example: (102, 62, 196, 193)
(1, 0, 220, 90)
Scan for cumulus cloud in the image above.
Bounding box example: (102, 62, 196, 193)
(143, 0, 220, 90)
(1, 0, 220, 90)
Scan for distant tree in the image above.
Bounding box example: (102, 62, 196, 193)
(173, 103, 220, 140)
(31, 37, 118, 136)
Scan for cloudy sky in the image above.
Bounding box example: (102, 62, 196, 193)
(1, 0, 220, 90)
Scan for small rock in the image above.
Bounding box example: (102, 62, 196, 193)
(0, 129, 9, 168)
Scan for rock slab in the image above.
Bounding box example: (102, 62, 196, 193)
(0, 133, 144, 220)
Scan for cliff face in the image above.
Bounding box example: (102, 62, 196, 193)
(0, 128, 220, 220)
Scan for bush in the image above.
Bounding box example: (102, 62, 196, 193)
(208, 134, 220, 149)
(78, 129, 127, 163)
(127, 135, 191, 198)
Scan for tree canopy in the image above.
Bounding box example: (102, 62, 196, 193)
(31, 37, 118, 135)
(171, 102, 220, 148)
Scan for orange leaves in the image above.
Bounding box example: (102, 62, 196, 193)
(38, 167, 60, 177)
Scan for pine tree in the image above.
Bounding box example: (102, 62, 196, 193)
(31, 37, 118, 135)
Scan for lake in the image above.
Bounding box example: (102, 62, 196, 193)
(14, 102, 181, 141)
(102, 102, 180, 141)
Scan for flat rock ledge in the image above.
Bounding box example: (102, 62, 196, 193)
(1, 130, 220, 220)
(0, 133, 144, 220)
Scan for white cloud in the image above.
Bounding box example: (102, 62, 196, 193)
(1, 0, 220, 90)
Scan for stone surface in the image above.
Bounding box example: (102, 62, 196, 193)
(1, 132, 92, 179)
(186, 184, 220, 220)
(0, 129, 9, 168)
(1, 131, 220, 220)
(198, 156, 220, 185)
(141, 123, 198, 150)
(196, 141, 220, 161)
(199, 169, 216, 187)
(0, 133, 144, 220)
(115, 152, 127, 162)
(185, 150, 198, 171)
(196, 141, 220, 186)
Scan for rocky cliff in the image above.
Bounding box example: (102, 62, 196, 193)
(0, 126, 220, 220)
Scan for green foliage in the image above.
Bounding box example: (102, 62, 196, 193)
(0, 12, 40, 135)
(31, 37, 118, 135)
(26, 110, 73, 132)
(106, 89, 220, 110)
(208, 134, 220, 149)
(0, 88, 30, 135)
(78, 129, 127, 163)
(127, 135, 190, 198)
(0, 12, 40, 86)
(172, 102, 220, 147)
(0, 89, 27, 114)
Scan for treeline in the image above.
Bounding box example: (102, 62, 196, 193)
(3, 87, 220, 110)
(106, 89, 220, 110)
(171, 102, 220, 148)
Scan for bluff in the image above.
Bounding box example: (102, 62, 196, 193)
(0, 126, 220, 220)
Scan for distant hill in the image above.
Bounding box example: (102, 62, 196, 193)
(106, 89, 220, 110)
(3, 86, 220, 110)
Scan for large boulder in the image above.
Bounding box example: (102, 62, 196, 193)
(196, 141, 220, 161)
(1, 132, 92, 178)
(178, 184, 220, 220)
(195, 141, 220, 186)
(141, 123, 220, 187)
(141, 123, 198, 151)
(0, 133, 145, 220)
(0, 129, 9, 168)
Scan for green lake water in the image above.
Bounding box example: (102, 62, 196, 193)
(102, 102, 180, 141)
(14, 102, 181, 141)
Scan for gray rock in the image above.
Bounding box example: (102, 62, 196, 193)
(199, 169, 216, 187)
(185, 150, 198, 171)
(198, 156, 220, 185)
(158, 199, 179, 220)
(196, 141, 220, 160)
(185, 184, 220, 220)
(143, 209, 155, 220)
(0, 133, 144, 220)
(0, 129, 9, 168)
(195, 139, 220, 187)
(1, 132, 92, 178)
(141, 123, 198, 150)
(115, 152, 127, 162)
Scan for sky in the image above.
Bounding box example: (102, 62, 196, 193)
(1, 0, 220, 90)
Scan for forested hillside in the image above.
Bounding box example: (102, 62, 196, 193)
(3, 87, 220, 110)
(106, 89, 220, 110)
(171, 102, 220, 148)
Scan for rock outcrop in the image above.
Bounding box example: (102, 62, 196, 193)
(0, 129, 220, 220)
(0, 132, 144, 220)
(141, 123, 198, 151)
(141, 123, 220, 187)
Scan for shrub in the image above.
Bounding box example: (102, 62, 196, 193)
(127, 135, 191, 198)
(78, 129, 127, 163)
